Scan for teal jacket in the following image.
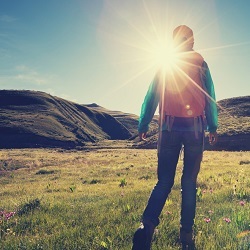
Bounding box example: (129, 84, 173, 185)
(138, 61, 218, 133)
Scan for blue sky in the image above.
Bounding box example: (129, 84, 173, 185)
(0, 0, 250, 115)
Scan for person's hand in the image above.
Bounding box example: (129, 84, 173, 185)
(139, 132, 147, 141)
(209, 132, 218, 146)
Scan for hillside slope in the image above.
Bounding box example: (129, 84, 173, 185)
(0, 90, 249, 150)
(212, 96, 250, 150)
(135, 96, 250, 151)
(0, 90, 131, 148)
(85, 103, 158, 138)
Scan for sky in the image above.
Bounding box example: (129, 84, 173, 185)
(0, 0, 250, 115)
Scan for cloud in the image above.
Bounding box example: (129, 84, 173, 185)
(15, 74, 47, 85)
(0, 33, 9, 38)
(60, 93, 78, 103)
(0, 15, 17, 23)
(15, 65, 48, 85)
(44, 89, 78, 103)
(16, 65, 32, 72)
(0, 47, 11, 59)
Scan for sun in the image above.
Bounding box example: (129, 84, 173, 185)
(151, 40, 178, 73)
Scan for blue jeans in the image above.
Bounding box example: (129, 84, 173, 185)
(142, 130, 203, 232)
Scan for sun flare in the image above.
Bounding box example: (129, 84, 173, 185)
(151, 41, 178, 72)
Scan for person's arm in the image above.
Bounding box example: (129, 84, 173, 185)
(138, 74, 161, 139)
(202, 61, 218, 145)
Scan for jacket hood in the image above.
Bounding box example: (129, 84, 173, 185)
(173, 25, 194, 50)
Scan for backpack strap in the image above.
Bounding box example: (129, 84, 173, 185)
(166, 115, 175, 131)
(194, 115, 203, 139)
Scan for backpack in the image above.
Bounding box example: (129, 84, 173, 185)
(159, 51, 205, 118)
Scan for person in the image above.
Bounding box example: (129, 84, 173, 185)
(132, 25, 218, 250)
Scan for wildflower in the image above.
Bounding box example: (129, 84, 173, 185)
(239, 201, 245, 206)
(209, 188, 213, 194)
(0, 211, 15, 220)
(202, 190, 206, 194)
(223, 218, 231, 223)
(204, 218, 211, 223)
(165, 211, 172, 215)
(5, 211, 15, 220)
(208, 210, 213, 214)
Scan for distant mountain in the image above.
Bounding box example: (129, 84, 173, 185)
(0, 90, 132, 148)
(0, 90, 249, 150)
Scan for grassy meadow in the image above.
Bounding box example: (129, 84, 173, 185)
(0, 149, 249, 250)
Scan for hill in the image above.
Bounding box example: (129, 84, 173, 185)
(0, 90, 132, 148)
(213, 96, 250, 150)
(85, 104, 142, 138)
(134, 96, 250, 151)
(0, 90, 249, 150)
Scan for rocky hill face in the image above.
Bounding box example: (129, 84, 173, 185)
(0, 90, 249, 150)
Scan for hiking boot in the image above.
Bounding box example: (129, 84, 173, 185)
(180, 229, 195, 250)
(132, 222, 154, 250)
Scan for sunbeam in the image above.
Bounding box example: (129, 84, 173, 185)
(174, 62, 238, 121)
(100, 62, 156, 100)
(198, 41, 250, 53)
(98, 0, 249, 115)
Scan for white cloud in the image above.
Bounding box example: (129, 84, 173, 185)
(45, 88, 55, 96)
(0, 48, 11, 59)
(60, 93, 78, 103)
(16, 65, 30, 71)
(15, 65, 48, 85)
(15, 74, 47, 85)
(0, 15, 17, 23)
(44, 89, 78, 102)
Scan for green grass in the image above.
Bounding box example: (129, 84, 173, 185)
(0, 149, 249, 249)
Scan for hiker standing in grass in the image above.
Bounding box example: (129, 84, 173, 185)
(132, 25, 218, 250)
